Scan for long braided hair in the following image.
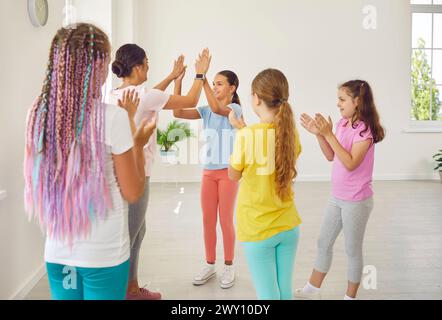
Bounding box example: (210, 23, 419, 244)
(24, 23, 112, 245)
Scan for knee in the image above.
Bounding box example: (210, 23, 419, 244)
(317, 237, 333, 254)
(345, 244, 362, 260)
(220, 218, 235, 233)
(202, 216, 217, 229)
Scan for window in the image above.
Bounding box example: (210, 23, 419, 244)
(410, 0, 442, 128)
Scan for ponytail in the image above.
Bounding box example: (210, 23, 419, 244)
(274, 100, 297, 201)
(252, 69, 297, 201)
(232, 91, 241, 105)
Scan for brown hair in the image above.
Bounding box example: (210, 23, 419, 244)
(252, 69, 298, 201)
(112, 44, 147, 78)
(217, 70, 241, 105)
(340, 80, 385, 144)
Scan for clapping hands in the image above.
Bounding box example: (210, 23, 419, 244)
(300, 113, 333, 137)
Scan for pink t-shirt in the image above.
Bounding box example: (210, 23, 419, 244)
(331, 118, 374, 202)
(109, 84, 170, 177)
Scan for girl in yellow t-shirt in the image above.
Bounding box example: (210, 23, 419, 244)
(228, 69, 302, 300)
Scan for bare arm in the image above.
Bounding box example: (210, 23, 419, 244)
(316, 135, 335, 162)
(316, 114, 372, 171)
(173, 109, 201, 120)
(163, 49, 211, 111)
(164, 80, 204, 110)
(203, 80, 231, 117)
(154, 75, 175, 92)
(154, 55, 186, 91)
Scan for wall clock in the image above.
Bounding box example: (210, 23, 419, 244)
(28, 0, 49, 27)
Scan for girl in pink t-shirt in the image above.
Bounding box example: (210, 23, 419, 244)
(295, 80, 385, 300)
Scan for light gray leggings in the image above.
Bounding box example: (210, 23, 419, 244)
(314, 196, 373, 284)
(128, 178, 150, 281)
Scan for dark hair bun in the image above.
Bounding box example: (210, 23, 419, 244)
(112, 44, 147, 79)
(112, 60, 129, 78)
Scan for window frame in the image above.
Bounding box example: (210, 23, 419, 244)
(408, 2, 442, 132)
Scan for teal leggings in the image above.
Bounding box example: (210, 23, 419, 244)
(46, 260, 130, 300)
(242, 227, 300, 300)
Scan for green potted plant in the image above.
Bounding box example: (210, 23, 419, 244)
(433, 149, 442, 183)
(157, 120, 193, 162)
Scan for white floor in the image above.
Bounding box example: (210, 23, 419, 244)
(26, 181, 442, 300)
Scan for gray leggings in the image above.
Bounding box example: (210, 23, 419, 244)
(128, 178, 150, 281)
(314, 196, 373, 284)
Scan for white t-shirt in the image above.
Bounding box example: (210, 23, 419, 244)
(109, 84, 170, 177)
(44, 103, 134, 268)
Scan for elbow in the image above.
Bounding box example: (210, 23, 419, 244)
(123, 184, 145, 204)
(126, 195, 139, 204)
(344, 163, 357, 172)
(125, 191, 141, 204)
(184, 96, 199, 109)
(327, 152, 335, 162)
(322, 151, 334, 162)
(190, 97, 199, 108)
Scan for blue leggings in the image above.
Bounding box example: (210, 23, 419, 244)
(46, 260, 130, 300)
(242, 228, 300, 300)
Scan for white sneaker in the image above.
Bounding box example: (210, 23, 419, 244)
(219, 265, 235, 289)
(193, 263, 216, 286)
(294, 287, 322, 300)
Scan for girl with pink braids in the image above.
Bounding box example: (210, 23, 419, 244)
(24, 23, 155, 300)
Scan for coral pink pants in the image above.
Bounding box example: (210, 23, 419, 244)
(200, 169, 238, 263)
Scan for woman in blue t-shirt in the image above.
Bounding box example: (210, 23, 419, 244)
(174, 70, 243, 289)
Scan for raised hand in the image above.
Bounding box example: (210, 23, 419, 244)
(314, 113, 334, 137)
(175, 67, 187, 83)
(170, 55, 186, 80)
(134, 116, 157, 147)
(300, 113, 320, 136)
(195, 48, 212, 75)
(118, 89, 140, 119)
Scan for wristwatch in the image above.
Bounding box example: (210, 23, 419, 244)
(195, 74, 205, 81)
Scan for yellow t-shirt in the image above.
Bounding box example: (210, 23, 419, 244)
(230, 123, 302, 242)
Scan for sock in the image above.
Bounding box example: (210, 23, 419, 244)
(344, 295, 356, 300)
(303, 282, 321, 294)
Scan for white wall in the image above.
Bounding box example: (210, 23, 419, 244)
(0, 0, 115, 300)
(0, 0, 440, 300)
(0, 0, 66, 300)
(131, 0, 442, 182)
